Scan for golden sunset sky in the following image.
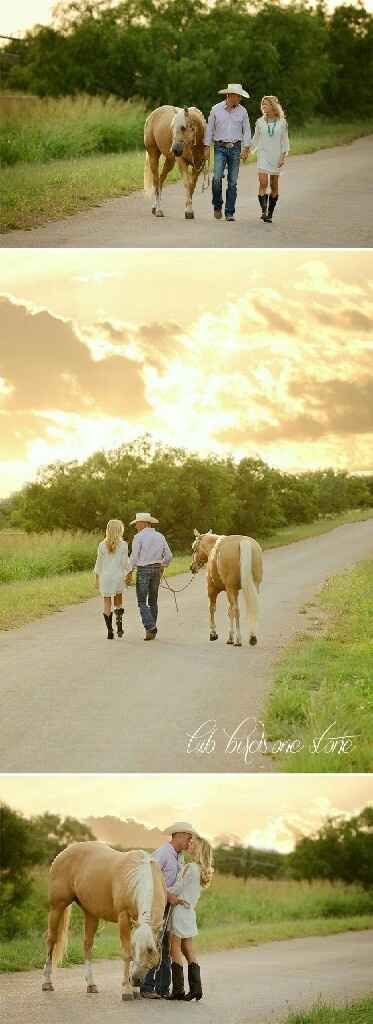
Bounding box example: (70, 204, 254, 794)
(3, 0, 373, 35)
(1, 774, 372, 852)
(1, 249, 372, 498)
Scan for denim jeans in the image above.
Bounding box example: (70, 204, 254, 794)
(136, 564, 162, 632)
(212, 142, 241, 216)
(140, 926, 171, 996)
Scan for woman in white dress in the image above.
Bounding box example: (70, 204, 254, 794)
(94, 519, 129, 639)
(250, 95, 289, 223)
(167, 836, 214, 1002)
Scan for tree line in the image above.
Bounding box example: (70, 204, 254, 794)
(2, 437, 372, 550)
(3, 0, 373, 123)
(2, 801, 373, 937)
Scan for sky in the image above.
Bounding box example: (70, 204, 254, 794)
(1, 249, 372, 498)
(2, 0, 373, 35)
(1, 774, 372, 852)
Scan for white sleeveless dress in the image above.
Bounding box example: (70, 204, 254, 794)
(168, 862, 201, 938)
(94, 539, 129, 596)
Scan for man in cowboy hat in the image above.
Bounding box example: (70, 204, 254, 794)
(126, 512, 173, 640)
(204, 83, 251, 221)
(141, 822, 195, 999)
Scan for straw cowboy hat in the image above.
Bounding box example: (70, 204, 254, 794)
(218, 82, 250, 98)
(165, 821, 196, 835)
(129, 511, 159, 525)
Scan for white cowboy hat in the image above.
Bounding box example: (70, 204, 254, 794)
(165, 821, 196, 835)
(218, 83, 250, 98)
(129, 511, 159, 525)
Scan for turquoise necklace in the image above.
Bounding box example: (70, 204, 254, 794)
(266, 119, 276, 137)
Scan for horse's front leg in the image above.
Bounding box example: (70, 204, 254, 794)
(208, 585, 218, 641)
(149, 150, 164, 217)
(119, 912, 137, 1001)
(178, 158, 195, 219)
(84, 911, 99, 993)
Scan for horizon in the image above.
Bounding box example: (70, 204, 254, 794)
(3, 0, 373, 37)
(1, 249, 372, 500)
(1, 774, 372, 854)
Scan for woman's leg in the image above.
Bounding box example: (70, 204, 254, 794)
(168, 935, 186, 999)
(103, 596, 114, 638)
(258, 172, 269, 218)
(181, 938, 198, 965)
(265, 174, 279, 221)
(114, 592, 124, 637)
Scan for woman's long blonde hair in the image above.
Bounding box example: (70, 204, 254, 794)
(261, 95, 286, 120)
(189, 836, 214, 888)
(105, 519, 124, 553)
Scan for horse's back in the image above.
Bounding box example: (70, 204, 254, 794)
(211, 535, 262, 589)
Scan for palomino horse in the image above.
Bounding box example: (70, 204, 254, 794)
(144, 104, 207, 219)
(42, 842, 166, 1001)
(191, 530, 263, 646)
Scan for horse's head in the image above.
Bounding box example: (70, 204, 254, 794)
(171, 107, 197, 157)
(190, 528, 214, 573)
(130, 920, 161, 987)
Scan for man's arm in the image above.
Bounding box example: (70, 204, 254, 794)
(204, 107, 215, 147)
(127, 532, 141, 574)
(241, 109, 251, 160)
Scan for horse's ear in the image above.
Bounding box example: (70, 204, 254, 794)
(193, 528, 199, 537)
(184, 106, 189, 118)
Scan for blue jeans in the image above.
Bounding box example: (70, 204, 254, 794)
(212, 142, 241, 216)
(140, 926, 171, 996)
(136, 564, 162, 632)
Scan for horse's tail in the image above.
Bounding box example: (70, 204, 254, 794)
(240, 539, 259, 640)
(52, 906, 71, 965)
(144, 152, 154, 196)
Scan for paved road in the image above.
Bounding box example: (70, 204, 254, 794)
(1, 136, 372, 248)
(0, 519, 372, 774)
(1, 931, 373, 1024)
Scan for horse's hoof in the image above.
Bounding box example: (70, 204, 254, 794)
(122, 992, 134, 1001)
(155, 210, 164, 218)
(87, 984, 99, 994)
(250, 635, 258, 646)
(152, 206, 156, 215)
(42, 982, 54, 992)
(234, 640, 242, 647)
(185, 211, 194, 219)
(226, 638, 234, 645)
(210, 633, 218, 641)
(133, 990, 142, 999)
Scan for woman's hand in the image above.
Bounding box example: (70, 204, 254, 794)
(241, 146, 250, 161)
(278, 155, 286, 168)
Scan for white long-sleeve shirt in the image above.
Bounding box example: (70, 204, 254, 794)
(250, 116, 289, 173)
(204, 101, 251, 147)
(128, 527, 173, 571)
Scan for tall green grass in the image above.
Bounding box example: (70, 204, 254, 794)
(0, 95, 146, 167)
(0, 530, 100, 582)
(1, 870, 372, 972)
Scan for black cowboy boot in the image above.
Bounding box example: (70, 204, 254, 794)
(185, 962, 202, 1001)
(258, 194, 268, 220)
(167, 962, 186, 1001)
(264, 194, 278, 222)
(103, 612, 114, 639)
(115, 607, 124, 638)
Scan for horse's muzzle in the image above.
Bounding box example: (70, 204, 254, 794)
(171, 142, 184, 156)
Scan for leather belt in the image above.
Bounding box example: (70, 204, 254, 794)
(215, 140, 240, 148)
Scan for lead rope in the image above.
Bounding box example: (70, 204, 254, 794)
(160, 571, 196, 615)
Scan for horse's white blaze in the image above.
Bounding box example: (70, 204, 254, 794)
(240, 539, 259, 636)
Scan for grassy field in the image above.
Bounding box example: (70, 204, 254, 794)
(2, 872, 373, 972)
(1, 104, 372, 231)
(1, 510, 372, 631)
(265, 558, 373, 773)
(284, 996, 373, 1024)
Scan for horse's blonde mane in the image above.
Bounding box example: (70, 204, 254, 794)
(126, 851, 154, 924)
